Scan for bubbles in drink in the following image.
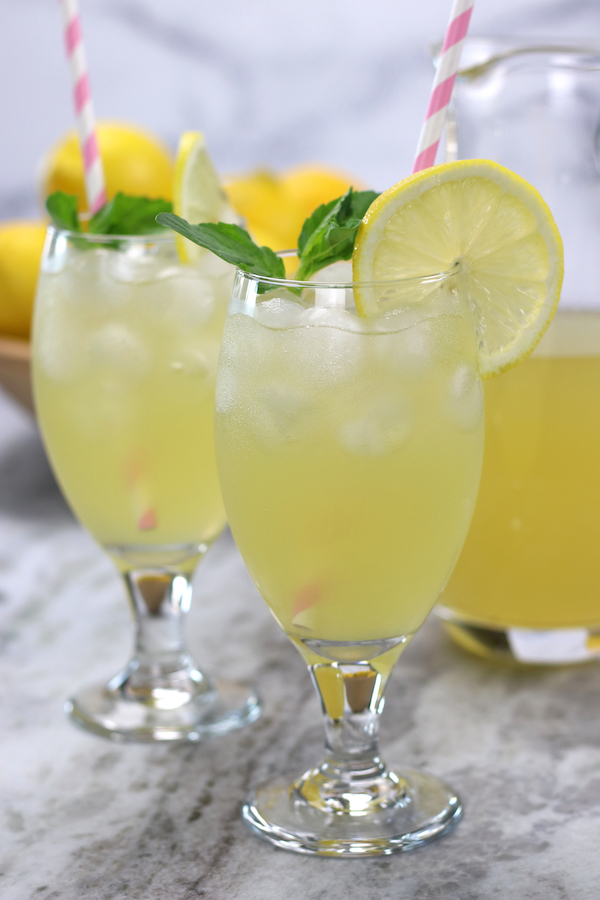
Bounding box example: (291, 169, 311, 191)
(443, 364, 483, 431)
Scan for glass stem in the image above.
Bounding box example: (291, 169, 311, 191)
(109, 566, 214, 707)
(311, 663, 388, 783)
(294, 643, 409, 814)
(124, 569, 195, 676)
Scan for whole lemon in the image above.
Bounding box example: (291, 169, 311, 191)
(281, 165, 362, 223)
(0, 221, 47, 339)
(224, 164, 361, 252)
(40, 121, 174, 211)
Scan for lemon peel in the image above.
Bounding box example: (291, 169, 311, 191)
(353, 160, 563, 377)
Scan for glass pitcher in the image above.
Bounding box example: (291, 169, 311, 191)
(436, 38, 600, 665)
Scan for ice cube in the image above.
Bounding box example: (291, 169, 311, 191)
(250, 382, 313, 447)
(253, 295, 307, 329)
(310, 261, 353, 283)
(292, 308, 365, 385)
(169, 338, 220, 398)
(34, 289, 85, 383)
(86, 323, 151, 382)
(372, 318, 434, 380)
(443, 364, 483, 431)
(105, 242, 178, 285)
(338, 391, 414, 455)
(165, 272, 217, 327)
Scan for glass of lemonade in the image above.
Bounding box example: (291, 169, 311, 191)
(438, 39, 600, 664)
(32, 226, 260, 741)
(214, 257, 484, 855)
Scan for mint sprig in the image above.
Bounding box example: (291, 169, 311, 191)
(46, 192, 80, 232)
(46, 191, 172, 236)
(295, 188, 379, 281)
(155, 215, 285, 280)
(156, 187, 379, 282)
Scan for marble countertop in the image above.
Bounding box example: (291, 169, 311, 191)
(1, 387, 600, 900)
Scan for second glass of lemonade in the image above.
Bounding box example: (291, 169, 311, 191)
(215, 259, 484, 854)
(438, 39, 600, 664)
(32, 227, 260, 741)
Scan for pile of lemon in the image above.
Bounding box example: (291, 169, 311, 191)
(0, 122, 356, 340)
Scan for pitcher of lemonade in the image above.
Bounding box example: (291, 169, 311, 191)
(437, 38, 600, 664)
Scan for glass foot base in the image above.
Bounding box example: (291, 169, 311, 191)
(436, 605, 600, 665)
(242, 768, 461, 857)
(66, 677, 261, 743)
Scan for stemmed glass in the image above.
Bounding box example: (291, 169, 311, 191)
(214, 258, 484, 854)
(32, 227, 260, 742)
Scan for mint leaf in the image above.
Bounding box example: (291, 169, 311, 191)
(297, 197, 339, 256)
(296, 188, 379, 281)
(156, 213, 285, 279)
(45, 191, 171, 238)
(89, 193, 172, 235)
(46, 192, 81, 232)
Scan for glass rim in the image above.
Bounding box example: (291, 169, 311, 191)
(237, 253, 461, 290)
(46, 224, 174, 244)
(438, 36, 600, 76)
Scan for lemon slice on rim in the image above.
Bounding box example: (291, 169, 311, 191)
(352, 160, 563, 377)
(173, 131, 238, 263)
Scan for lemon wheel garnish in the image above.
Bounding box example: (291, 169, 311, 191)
(173, 131, 237, 263)
(352, 160, 563, 377)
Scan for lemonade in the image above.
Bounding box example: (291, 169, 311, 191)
(33, 231, 230, 552)
(164, 159, 563, 854)
(32, 226, 260, 742)
(440, 309, 600, 647)
(215, 281, 484, 644)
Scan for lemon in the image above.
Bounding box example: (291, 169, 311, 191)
(281, 164, 362, 226)
(224, 169, 297, 250)
(224, 164, 359, 252)
(40, 121, 174, 212)
(173, 131, 237, 263)
(353, 160, 563, 377)
(0, 221, 47, 339)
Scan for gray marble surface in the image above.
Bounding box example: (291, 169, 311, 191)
(2, 386, 600, 899)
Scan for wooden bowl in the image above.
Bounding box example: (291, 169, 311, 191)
(0, 336, 34, 414)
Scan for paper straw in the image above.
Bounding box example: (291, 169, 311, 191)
(412, 0, 475, 173)
(58, 0, 107, 212)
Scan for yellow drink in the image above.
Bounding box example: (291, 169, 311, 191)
(215, 292, 484, 644)
(33, 237, 230, 550)
(440, 311, 600, 651)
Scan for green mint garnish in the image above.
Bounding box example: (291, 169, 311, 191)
(156, 188, 379, 282)
(46, 191, 172, 236)
(295, 188, 379, 281)
(46, 192, 81, 232)
(88, 193, 172, 235)
(155, 215, 285, 280)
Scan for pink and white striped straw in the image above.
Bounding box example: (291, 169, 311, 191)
(58, 0, 107, 212)
(412, 0, 475, 173)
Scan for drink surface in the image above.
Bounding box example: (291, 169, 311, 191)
(215, 290, 484, 643)
(33, 240, 230, 549)
(441, 310, 600, 630)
